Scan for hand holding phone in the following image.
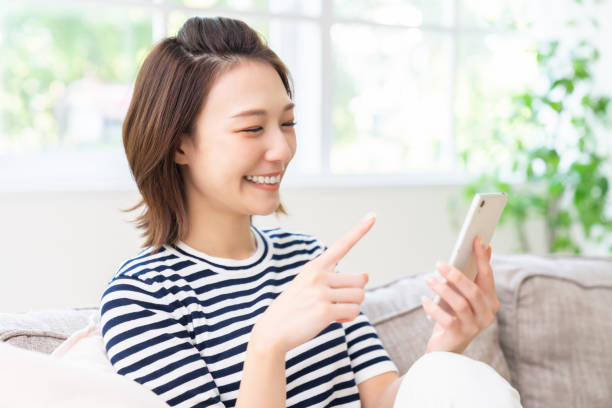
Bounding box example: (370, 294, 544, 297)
(434, 193, 508, 314)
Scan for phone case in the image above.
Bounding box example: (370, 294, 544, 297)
(434, 193, 508, 314)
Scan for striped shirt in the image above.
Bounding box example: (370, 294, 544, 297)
(100, 225, 398, 407)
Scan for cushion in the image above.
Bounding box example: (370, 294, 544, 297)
(0, 307, 97, 354)
(492, 254, 612, 408)
(51, 311, 115, 373)
(0, 341, 169, 407)
(362, 270, 512, 383)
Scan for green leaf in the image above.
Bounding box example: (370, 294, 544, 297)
(556, 210, 572, 228)
(594, 96, 610, 116)
(592, 48, 600, 60)
(543, 98, 563, 113)
(551, 78, 575, 94)
(572, 58, 590, 80)
(548, 180, 564, 197)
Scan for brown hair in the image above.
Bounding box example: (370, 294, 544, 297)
(122, 16, 291, 253)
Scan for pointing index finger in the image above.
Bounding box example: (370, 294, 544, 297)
(319, 213, 376, 267)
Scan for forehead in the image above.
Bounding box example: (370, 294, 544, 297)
(202, 59, 291, 117)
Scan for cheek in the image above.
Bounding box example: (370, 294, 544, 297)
(288, 133, 297, 159)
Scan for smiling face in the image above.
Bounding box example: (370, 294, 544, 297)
(175, 59, 296, 217)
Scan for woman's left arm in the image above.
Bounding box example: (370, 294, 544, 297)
(357, 236, 500, 407)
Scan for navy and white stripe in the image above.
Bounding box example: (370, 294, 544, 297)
(100, 226, 398, 407)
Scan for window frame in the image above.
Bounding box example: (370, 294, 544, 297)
(0, 0, 517, 192)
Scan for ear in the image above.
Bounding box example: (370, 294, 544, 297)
(174, 134, 191, 165)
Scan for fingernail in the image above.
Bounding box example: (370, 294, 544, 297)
(421, 297, 432, 321)
(436, 262, 451, 273)
(424, 275, 436, 285)
(477, 236, 486, 251)
(361, 212, 376, 224)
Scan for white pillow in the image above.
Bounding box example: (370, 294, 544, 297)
(0, 313, 168, 408)
(50, 312, 115, 374)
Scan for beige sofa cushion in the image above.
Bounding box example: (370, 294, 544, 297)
(362, 271, 512, 382)
(492, 254, 612, 408)
(0, 308, 97, 354)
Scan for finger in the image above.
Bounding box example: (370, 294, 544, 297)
(318, 213, 376, 267)
(487, 245, 492, 261)
(421, 296, 456, 329)
(425, 274, 475, 324)
(326, 272, 368, 288)
(327, 287, 365, 304)
(329, 302, 360, 323)
(473, 237, 497, 308)
(437, 262, 492, 327)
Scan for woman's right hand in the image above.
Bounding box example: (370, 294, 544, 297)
(251, 213, 376, 354)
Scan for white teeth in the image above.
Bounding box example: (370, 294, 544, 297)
(245, 174, 281, 185)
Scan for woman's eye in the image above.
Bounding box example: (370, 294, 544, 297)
(282, 121, 297, 127)
(241, 126, 263, 133)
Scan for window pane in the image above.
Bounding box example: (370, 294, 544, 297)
(333, 0, 454, 27)
(0, 3, 152, 154)
(171, 0, 321, 16)
(171, 0, 269, 11)
(460, 0, 530, 30)
(455, 34, 538, 174)
(268, 20, 321, 176)
(331, 24, 452, 174)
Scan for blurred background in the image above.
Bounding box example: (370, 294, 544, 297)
(1, 0, 611, 312)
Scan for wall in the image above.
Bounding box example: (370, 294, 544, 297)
(0, 186, 547, 313)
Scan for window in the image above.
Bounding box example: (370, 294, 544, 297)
(0, 0, 543, 190)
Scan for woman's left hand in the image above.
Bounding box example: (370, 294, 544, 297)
(421, 236, 500, 354)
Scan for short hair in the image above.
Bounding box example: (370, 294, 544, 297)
(122, 16, 291, 253)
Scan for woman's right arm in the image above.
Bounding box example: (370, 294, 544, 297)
(101, 276, 226, 408)
(235, 213, 376, 407)
(235, 326, 287, 407)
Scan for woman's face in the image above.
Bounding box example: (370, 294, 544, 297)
(175, 59, 296, 217)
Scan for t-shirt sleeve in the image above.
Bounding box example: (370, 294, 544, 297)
(342, 311, 399, 385)
(100, 275, 225, 408)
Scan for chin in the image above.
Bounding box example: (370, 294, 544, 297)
(250, 203, 280, 216)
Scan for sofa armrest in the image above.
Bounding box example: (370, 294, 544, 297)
(492, 254, 612, 408)
(0, 307, 98, 354)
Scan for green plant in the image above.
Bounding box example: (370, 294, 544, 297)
(460, 5, 612, 254)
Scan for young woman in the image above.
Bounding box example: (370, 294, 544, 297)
(100, 16, 522, 408)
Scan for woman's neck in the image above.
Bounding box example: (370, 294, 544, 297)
(181, 203, 256, 261)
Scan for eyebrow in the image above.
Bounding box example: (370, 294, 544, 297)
(230, 103, 295, 118)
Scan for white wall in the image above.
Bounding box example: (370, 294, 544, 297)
(0, 187, 547, 313)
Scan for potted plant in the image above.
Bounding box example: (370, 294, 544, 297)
(458, 3, 611, 254)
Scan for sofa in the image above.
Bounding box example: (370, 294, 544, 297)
(1, 254, 611, 407)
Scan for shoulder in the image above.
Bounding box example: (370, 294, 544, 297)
(260, 226, 325, 249)
(257, 226, 327, 264)
(101, 247, 191, 315)
(112, 245, 192, 282)
(103, 246, 194, 302)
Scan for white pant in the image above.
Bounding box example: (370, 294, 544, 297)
(394, 352, 522, 408)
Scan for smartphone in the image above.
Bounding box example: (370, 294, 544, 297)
(434, 193, 508, 314)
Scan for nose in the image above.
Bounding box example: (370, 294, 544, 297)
(264, 125, 294, 164)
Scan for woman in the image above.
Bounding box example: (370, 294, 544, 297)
(100, 16, 521, 408)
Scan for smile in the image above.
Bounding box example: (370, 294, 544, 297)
(244, 174, 281, 185)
